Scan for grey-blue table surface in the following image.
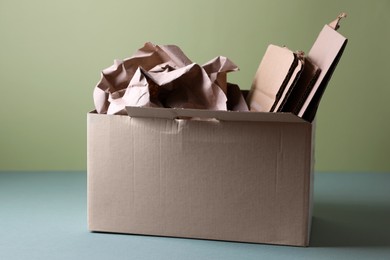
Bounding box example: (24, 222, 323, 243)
(0, 171, 389, 260)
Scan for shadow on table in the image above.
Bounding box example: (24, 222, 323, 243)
(310, 202, 390, 247)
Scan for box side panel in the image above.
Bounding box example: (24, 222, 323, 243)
(261, 121, 312, 246)
(305, 119, 316, 245)
(88, 113, 312, 246)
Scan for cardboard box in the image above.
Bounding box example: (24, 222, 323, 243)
(87, 107, 314, 246)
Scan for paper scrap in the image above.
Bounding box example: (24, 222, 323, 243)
(94, 42, 247, 115)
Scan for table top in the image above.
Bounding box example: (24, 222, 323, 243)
(1, 171, 389, 260)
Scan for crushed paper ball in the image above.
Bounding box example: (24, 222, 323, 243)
(93, 42, 247, 115)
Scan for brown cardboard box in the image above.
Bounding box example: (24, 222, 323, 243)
(87, 107, 314, 246)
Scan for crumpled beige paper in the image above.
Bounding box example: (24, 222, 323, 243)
(93, 42, 247, 115)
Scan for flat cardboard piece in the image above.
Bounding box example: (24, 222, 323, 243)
(87, 111, 314, 246)
(273, 59, 303, 112)
(298, 25, 348, 121)
(246, 45, 302, 112)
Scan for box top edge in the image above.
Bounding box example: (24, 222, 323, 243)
(118, 106, 310, 124)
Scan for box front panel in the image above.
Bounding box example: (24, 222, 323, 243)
(88, 113, 313, 246)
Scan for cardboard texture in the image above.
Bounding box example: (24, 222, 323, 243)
(88, 108, 314, 246)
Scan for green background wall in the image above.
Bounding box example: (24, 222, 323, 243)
(0, 0, 389, 172)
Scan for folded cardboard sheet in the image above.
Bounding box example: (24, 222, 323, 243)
(282, 58, 321, 114)
(246, 45, 304, 113)
(247, 13, 347, 121)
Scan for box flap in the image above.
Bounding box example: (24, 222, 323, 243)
(125, 106, 308, 123)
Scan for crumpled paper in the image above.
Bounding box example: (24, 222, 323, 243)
(93, 42, 247, 115)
